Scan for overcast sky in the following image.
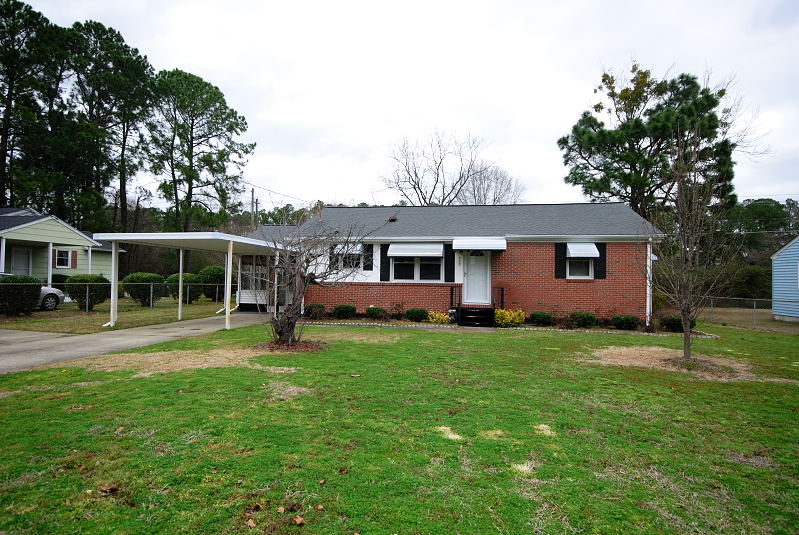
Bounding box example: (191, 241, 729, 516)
(28, 0, 799, 210)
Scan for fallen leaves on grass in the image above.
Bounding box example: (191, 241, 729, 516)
(587, 346, 798, 383)
(43, 348, 297, 378)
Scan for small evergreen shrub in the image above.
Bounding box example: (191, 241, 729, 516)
(64, 274, 110, 311)
(610, 314, 641, 330)
(198, 265, 225, 301)
(427, 311, 452, 324)
(0, 275, 41, 315)
(166, 273, 204, 303)
(304, 303, 326, 319)
(528, 311, 555, 326)
(333, 304, 356, 319)
(122, 272, 165, 307)
(659, 313, 696, 332)
(51, 273, 69, 291)
(494, 308, 525, 328)
(569, 311, 597, 328)
(404, 307, 428, 322)
(365, 306, 388, 320)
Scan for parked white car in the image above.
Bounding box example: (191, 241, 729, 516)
(0, 273, 66, 311)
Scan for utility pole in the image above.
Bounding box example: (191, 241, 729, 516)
(250, 188, 255, 228)
(255, 198, 259, 225)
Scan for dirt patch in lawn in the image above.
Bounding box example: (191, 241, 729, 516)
(251, 341, 323, 353)
(266, 380, 311, 401)
(304, 330, 404, 344)
(589, 346, 798, 383)
(43, 348, 297, 378)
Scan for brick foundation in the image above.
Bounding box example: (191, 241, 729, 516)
(304, 242, 649, 319)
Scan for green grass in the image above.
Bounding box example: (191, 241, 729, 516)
(0, 297, 222, 334)
(0, 324, 797, 534)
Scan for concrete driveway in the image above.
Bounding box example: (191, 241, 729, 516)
(0, 313, 265, 374)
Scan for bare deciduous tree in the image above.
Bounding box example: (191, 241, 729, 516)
(652, 130, 741, 359)
(454, 163, 526, 205)
(250, 209, 380, 345)
(384, 131, 492, 206)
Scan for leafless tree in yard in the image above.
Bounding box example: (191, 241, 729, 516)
(250, 208, 382, 345)
(454, 163, 526, 205)
(651, 129, 741, 359)
(384, 131, 493, 206)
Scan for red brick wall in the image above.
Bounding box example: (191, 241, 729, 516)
(491, 241, 648, 319)
(304, 241, 649, 319)
(304, 282, 459, 314)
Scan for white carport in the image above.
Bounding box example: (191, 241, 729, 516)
(92, 232, 281, 330)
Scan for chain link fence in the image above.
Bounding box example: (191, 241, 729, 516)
(699, 296, 799, 334)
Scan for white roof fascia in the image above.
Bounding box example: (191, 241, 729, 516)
(452, 237, 507, 250)
(93, 232, 285, 255)
(387, 243, 444, 257)
(771, 235, 799, 259)
(362, 235, 654, 243)
(0, 216, 101, 246)
(566, 243, 600, 258)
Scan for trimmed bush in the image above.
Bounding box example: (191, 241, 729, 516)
(198, 265, 225, 301)
(0, 275, 41, 315)
(122, 272, 165, 307)
(569, 311, 597, 328)
(365, 306, 388, 320)
(404, 307, 428, 322)
(304, 303, 326, 319)
(427, 311, 452, 324)
(659, 313, 696, 333)
(528, 311, 555, 326)
(166, 273, 204, 303)
(51, 273, 69, 292)
(495, 308, 525, 328)
(610, 314, 640, 330)
(333, 304, 356, 319)
(64, 274, 110, 311)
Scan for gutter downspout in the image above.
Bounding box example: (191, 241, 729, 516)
(646, 238, 653, 327)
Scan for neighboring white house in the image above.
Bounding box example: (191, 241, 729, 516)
(771, 235, 799, 322)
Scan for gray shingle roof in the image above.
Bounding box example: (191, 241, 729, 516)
(249, 203, 658, 240)
(0, 214, 47, 232)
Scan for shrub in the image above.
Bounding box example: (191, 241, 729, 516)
(528, 311, 555, 326)
(0, 275, 41, 315)
(51, 273, 69, 292)
(165, 273, 204, 303)
(495, 308, 525, 328)
(304, 303, 326, 319)
(652, 291, 669, 313)
(569, 311, 597, 328)
(404, 307, 428, 322)
(365, 306, 388, 320)
(659, 313, 696, 332)
(427, 311, 452, 324)
(122, 272, 165, 307)
(64, 274, 110, 311)
(198, 265, 225, 301)
(333, 304, 356, 319)
(610, 314, 640, 330)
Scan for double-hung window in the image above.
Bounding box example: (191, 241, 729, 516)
(391, 256, 442, 281)
(55, 249, 71, 268)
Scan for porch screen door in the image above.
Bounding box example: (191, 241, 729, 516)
(11, 248, 31, 276)
(463, 251, 490, 304)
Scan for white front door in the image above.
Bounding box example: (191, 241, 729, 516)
(11, 247, 31, 276)
(463, 251, 490, 304)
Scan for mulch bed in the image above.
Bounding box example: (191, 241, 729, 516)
(251, 341, 324, 353)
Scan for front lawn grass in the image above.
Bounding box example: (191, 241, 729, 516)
(0, 297, 222, 334)
(0, 324, 797, 534)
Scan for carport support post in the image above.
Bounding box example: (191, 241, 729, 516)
(109, 241, 118, 327)
(177, 248, 184, 321)
(224, 240, 233, 330)
(47, 242, 53, 286)
(0, 237, 6, 271)
(236, 255, 242, 307)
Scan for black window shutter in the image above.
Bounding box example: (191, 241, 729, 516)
(595, 243, 607, 279)
(444, 244, 455, 282)
(328, 246, 336, 270)
(555, 243, 566, 278)
(379, 244, 390, 281)
(362, 244, 374, 271)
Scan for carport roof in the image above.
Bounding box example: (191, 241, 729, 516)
(92, 232, 282, 255)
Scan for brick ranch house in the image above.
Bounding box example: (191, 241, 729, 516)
(243, 203, 658, 326)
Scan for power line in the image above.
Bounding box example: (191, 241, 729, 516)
(241, 180, 311, 205)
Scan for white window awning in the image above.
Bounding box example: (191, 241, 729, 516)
(387, 243, 443, 257)
(452, 237, 507, 251)
(566, 243, 600, 258)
